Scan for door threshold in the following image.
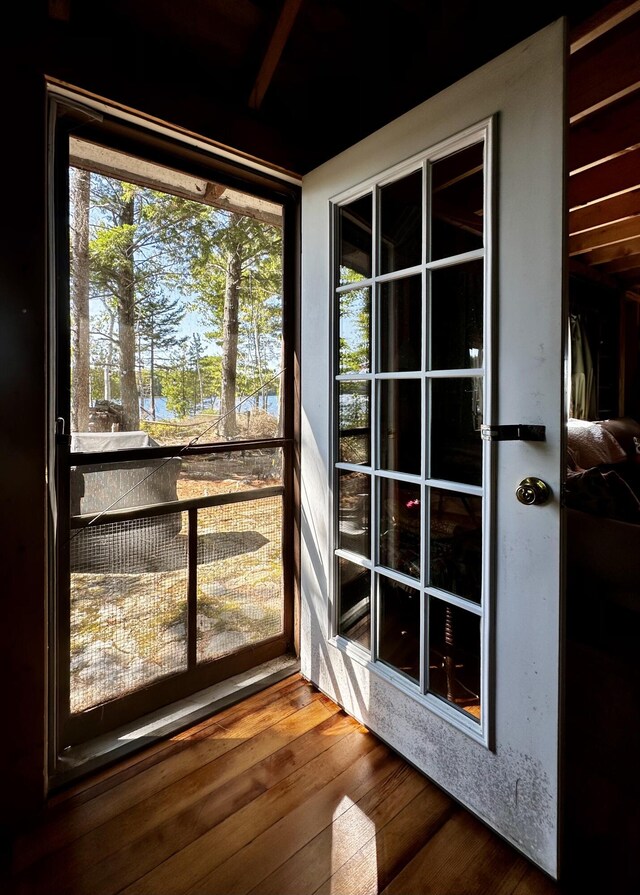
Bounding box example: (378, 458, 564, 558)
(51, 653, 300, 790)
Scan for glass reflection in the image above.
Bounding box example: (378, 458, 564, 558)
(338, 470, 370, 558)
(339, 195, 372, 285)
(431, 261, 483, 370)
(338, 558, 370, 650)
(431, 142, 484, 261)
(339, 288, 370, 374)
(380, 170, 422, 274)
(379, 479, 421, 580)
(428, 598, 480, 721)
(429, 488, 482, 603)
(379, 379, 422, 474)
(379, 277, 422, 372)
(338, 381, 370, 465)
(430, 378, 482, 485)
(379, 576, 420, 682)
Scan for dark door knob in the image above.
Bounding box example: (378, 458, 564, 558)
(516, 477, 551, 506)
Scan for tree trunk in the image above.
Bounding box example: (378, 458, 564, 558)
(197, 360, 204, 412)
(220, 245, 242, 437)
(150, 332, 156, 421)
(117, 195, 139, 431)
(71, 168, 91, 432)
(104, 311, 115, 400)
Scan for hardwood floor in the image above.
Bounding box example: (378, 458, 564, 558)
(6, 674, 563, 895)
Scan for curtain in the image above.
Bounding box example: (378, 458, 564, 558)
(569, 313, 596, 419)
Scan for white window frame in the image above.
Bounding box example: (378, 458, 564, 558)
(329, 118, 496, 746)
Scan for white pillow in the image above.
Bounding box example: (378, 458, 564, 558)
(567, 418, 627, 470)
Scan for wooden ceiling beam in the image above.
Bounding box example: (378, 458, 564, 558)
(570, 189, 640, 234)
(432, 203, 483, 236)
(581, 233, 640, 265)
(248, 0, 304, 111)
(569, 256, 626, 291)
(432, 155, 483, 193)
(569, 215, 640, 255)
(569, 146, 640, 207)
(69, 140, 283, 227)
(569, 12, 640, 121)
(570, 0, 640, 52)
(601, 251, 640, 274)
(569, 90, 640, 173)
(48, 0, 70, 21)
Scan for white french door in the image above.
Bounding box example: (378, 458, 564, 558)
(300, 19, 566, 877)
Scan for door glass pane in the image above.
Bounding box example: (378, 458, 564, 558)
(196, 496, 283, 663)
(70, 457, 181, 516)
(431, 260, 484, 370)
(430, 488, 482, 603)
(379, 576, 420, 682)
(380, 170, 422, 274)
(339, 287, 371, 374)
(338, 558, 370, 650)
(379, 479, 421, 580)
(430, 378, 482, 485)
(428, 598, 480, 722)
(70, 512, 188, 713)
(379, 379, 422, 474)
(67, 152, 284, 447)
(431, 142, 484, 261)
(333, 129, 489, 731)
(379, 276, 422, 372)
(338, 195, 372, 285)
(338, 470, 370, 558)
(339, 380, 370, 465)
(179, 448, 283, 497)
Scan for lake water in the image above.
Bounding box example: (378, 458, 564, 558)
(141, 395, 278, 421)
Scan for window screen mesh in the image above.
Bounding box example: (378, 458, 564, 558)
(69, 512, 188, 713)
(197, 495, 283, 662)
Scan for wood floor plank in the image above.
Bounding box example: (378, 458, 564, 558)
(119, 721, 377, 895)
(6, 675, 567, 895)
(48, 675, 310, 817)
(91, 709, 358, 895)
(379, 809, 535, 895)
(511, 864, 564, 894)
(187, 743, 403, 895)
(444, 831, 531, 894)
(311, 780, 456, 895)
(249, 760, 431, 895)
(379, 810, 490, 894)
(47, 675, 307, 809)
(12, 702, 351, 895)
(12, 677, 318, 871)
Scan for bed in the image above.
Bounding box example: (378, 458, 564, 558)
(565, 416, 640, 645)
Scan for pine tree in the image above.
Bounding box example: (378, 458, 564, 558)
(70, 167, 91, 431)
(86, 174, 205, 430)
(188, 210, 283, 437)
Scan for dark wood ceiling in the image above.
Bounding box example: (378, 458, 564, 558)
(568, 0, 640, 299)
(43, 1, 640, 297)
(44, 1, 604, 173)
